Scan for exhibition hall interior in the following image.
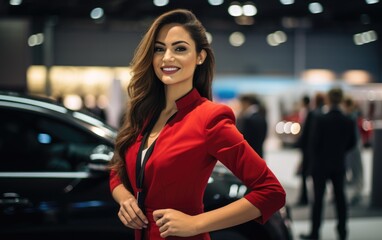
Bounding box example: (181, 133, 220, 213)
(1, 1, 382, 239)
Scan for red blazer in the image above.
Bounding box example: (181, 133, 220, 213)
(110, 89, 286, 240)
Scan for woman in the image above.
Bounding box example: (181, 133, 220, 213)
(109, 9, 285, 240)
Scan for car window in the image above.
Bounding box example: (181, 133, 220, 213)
(0, 107, 110, 172)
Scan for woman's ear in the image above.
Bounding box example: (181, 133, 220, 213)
(198, 49, 207, 65)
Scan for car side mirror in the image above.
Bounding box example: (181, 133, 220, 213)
(88, 144, 114, 172)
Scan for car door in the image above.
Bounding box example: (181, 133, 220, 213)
(0, 105, 115, 229)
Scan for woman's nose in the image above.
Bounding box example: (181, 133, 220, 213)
(162, 50, 174, 62)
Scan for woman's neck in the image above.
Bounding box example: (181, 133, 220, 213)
(163, 84, 192, 113)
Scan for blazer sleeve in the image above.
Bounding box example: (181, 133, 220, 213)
(109, 168, 122, 193)
(205, 104, 286, 224)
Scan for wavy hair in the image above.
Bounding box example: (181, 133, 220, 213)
(109, 9, 215, 189)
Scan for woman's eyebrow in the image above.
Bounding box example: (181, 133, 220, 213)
(155, 40, 190, 46)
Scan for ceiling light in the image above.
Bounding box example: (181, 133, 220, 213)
(353, 30, 378, 45)
(229, 32, 245, 47)
(228, 2, 243, 17)
(267, 35, 278, 46)
(208, 0, 224, 6)
(90, 7, 104, 20)
(242, 2, 257, 16)
(308, 2, 323, 14)
(274, 31, 287, 42)
(153, 0, 169, 7)
(279, 0, 294, 5)
(28, 33, 44, 47)
(365, 0, 379, 4)
(9, 0, 22, 6)
(266, 31, 287, 46)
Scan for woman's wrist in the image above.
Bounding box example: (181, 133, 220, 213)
(193, 213, 206, 235)
(112, 184, 135, 204)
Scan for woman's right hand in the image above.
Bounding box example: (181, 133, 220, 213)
(118, 197, 148, 229)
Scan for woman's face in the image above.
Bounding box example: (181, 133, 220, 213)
(153, 23, 206, 88)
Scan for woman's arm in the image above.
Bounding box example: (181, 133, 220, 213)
(195, 197, 261, 233)
(205, 104, 286, 223)
(153, 198, 261, 238)
(112, 184, 148, 229)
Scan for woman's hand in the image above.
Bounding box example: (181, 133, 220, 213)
(153, 209, 199, 238)
(118, 197, 148, 229)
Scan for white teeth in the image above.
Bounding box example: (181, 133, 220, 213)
(163, 67, 178, 71)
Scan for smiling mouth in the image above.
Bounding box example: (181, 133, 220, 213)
(162, 67, 180, 74)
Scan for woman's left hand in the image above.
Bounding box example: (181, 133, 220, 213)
(153, 209, 199, 238)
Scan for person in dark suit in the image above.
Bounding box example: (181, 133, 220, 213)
(236, 94, 268, 158)
(300, 88, 356, 240)
(108, 9, 286, 240)
(295, 92, 326, 206)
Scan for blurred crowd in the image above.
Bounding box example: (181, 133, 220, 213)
(293, 89, 365, 208)
(236, 87, 366, 240)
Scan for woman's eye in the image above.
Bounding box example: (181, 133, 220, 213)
(154, 47, 164, 52)
(175, 46, 187, 52)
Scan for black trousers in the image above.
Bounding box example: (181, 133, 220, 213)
(310, 170, 347, 239)
(297, 152, 310, 203)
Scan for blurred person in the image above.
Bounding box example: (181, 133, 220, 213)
(236, 93, 268, 158)
(299, 95, 311, 124)
(300, 88, 356, 240)
(294, 94, 311, 206)
(295, 92, 326, 206)
(108, 9, 286, 240)
(343, 96, 364, 206)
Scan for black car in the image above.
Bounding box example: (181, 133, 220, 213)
(0, 91, 293, 240)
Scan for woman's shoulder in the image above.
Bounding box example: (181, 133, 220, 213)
(200, 99, 233, 111)
(198, 99, 235, 121)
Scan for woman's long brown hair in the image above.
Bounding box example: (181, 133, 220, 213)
(109, 9, 215, 190)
